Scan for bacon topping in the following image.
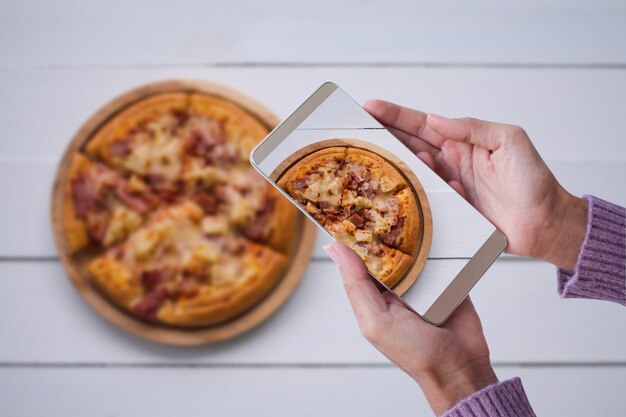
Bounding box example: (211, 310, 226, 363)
(344, 172, 361, 190)
(369, 242, 386, 256)
(325, 212, 341, 223)
(347, 212, 366, 227)
(318, 200, 331, 210)
(179, 278, 199, 297)
(184, 117, 224, 157)
(87, 211, 110, 242)
(192, 191, 218, 214)
(71, 175, 104, 217)
(141, 270, 163, 292)
(360, 182, 375, 199)
(291, 178, 308, 191)
(114, 183, 150, 214)
(210, 143, 239, 167)
(383, 217, 405, 246)
(146, 173, 165, 186)
(244, 197, 276, 241)
(312, 212, 325, 223)
(213, 185, 230, 203)
(108, 139, 132, 157)
(133, 287, 170, 319)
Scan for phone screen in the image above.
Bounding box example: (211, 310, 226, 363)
(251, 83, 504, 323)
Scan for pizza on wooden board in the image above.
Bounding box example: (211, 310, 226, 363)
(278, 146, 420, 287)
(63, 92, 299, 327)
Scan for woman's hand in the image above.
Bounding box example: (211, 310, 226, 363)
(365, 100, 588, 272)
(325, 242, 498, 416)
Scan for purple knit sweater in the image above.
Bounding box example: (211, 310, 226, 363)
(442, 195, 626, 417)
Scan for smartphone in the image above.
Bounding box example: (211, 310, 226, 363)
(250, 82, 506, 325)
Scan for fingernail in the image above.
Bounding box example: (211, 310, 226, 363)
(323, 243, 342, 264)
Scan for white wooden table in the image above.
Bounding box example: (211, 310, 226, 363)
(1, 1, 625, 416)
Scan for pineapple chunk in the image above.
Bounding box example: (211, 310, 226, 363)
(352, 245, 369, 261)
(229, 194, 255, 225)
(379, 176, 397, 193)
(128, 175, 148, 193)
(354, 229, 373, 243)
(184, 158, 227, 186)
(201, 215, 229, 236)
(341, 220, 357, 234)
(341, 190, 372, 209)
(192, 241, 220, 264)
(129, 221, 171, 260)
(102, 205, 142, 247)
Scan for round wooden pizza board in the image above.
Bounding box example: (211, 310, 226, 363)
(270, 138, 433, 296)
(50, 80, 316, 346)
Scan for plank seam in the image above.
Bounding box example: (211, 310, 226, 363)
(0, 362, 624, 369)
(3, 62, 626, 70)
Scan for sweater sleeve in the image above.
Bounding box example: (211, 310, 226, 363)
(442, 195, 624, 417)
(441, 378, 536, 417)
(557, 195, 626, 305)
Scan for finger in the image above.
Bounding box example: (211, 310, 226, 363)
(324, 242, 388, 322)
(447, 180, 466, 199)
(426, 114, 502, 150)
(364, 99, 447, 147)
(387, 126, 440, 156)
(442, 296, 482, 333)
(416, 151, 436, 171)
(381, 291, 433, 338)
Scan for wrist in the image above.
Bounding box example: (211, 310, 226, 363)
(415, 362, 498, 416)
(533, 190, 588, 272)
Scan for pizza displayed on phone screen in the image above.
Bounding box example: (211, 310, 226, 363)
(251, 83, 507, 325)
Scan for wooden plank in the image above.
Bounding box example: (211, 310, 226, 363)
(0, 159, 623, 259)
(2, 67, 626, 161)
(1, 1, 626, 66)
(0, 259, 624, 364)
(0, 366, 622, 416)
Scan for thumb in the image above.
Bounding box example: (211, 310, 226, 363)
(324, 242, 388, 316)
(427, 113, 502, 151)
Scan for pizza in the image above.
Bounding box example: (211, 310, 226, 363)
(277, 146, 420, 287)
(63, 92, 299, 327)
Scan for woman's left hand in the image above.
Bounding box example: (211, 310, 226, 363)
(324, 242, 498, 415)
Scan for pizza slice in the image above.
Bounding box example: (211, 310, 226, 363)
(88, 201, 288, 327)
(178, 94, 269, 189)
(63, 154, 158, 252)
(277, 147, 347, 214)
(188, 93, 269, 160)
(86, 93, 189, 192)
(325, 220, 413, 287)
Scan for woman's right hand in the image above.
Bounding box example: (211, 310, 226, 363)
(365, 100, 588, 272)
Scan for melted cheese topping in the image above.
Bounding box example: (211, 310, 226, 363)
(102, 205, 143, 247)
(183, 158, 227, 186)
(124, 128, 183, 182)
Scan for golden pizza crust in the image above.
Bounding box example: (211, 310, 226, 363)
(373, 248, 414, 288)
(63, 154, 93, 253)
(157, 243, 288, 327)
(88, 257, 143, 309)
(390, 187, 420, 254)
(264, 191, 300, 254)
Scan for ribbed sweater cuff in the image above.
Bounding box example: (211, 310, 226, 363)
(557, 195, 626, 306)
(441, 378, 535, 417)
